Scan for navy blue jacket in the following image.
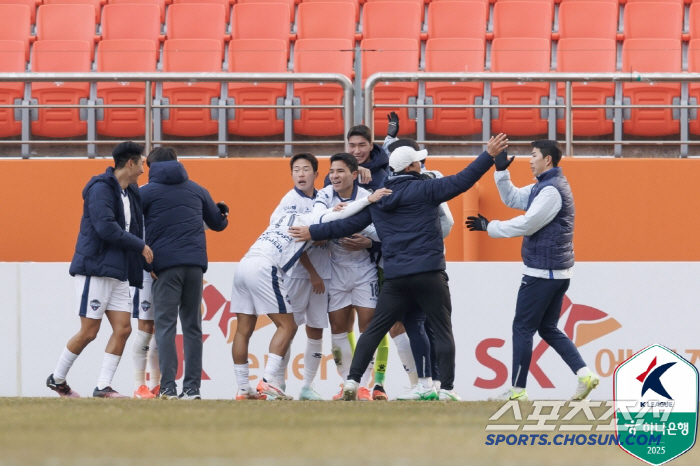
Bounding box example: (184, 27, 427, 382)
(324, 143, 390, 192)
(522, 167, 575, 270)
(311, 151, 495, 279)
(140, 161, 228, 274)
(69, 167, 146, 287)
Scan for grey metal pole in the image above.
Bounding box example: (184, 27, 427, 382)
(565, 81, 572, 157)
(145, 80, 152, 154)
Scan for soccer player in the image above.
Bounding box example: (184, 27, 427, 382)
(271, 153, 331, 401)
(47, 141, 153, 399)
(231, 187, 392, 400)
(314, 153, 381, 401)
(131, 271, 160, 399)
(466, 141, 600, 401)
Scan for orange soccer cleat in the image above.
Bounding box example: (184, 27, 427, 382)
(358, 386, 373, 401)
(134, 385, 157, 399)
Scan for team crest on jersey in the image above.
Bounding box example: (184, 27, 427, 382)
(90, 299, 101, 311)
(141, 300, 151, 312)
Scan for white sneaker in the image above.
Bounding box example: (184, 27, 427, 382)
(299, 385, 324, 401)
(489, 387, 529, 402)
(342, 379, 359, 401)
(438, 389, 462, 401)
(572, 371, 600, 400)
(397, 383, 438, 401)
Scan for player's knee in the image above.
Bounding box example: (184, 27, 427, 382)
(139, 320, 155, 334)
(114, 324, 132, 340)
(80, 329, 99, 344)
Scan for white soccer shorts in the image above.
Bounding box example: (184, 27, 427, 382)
(232, 255, 291, 316)
(75, 275, 132, 320)
(287, 277, 329, 328)
(131, 274, 155, 321)
(329, 264, 379, 311)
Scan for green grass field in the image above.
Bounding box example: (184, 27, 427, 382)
(0, 398, 698, 466)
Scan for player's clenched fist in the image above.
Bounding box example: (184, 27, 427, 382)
(142, 245, 154, 264)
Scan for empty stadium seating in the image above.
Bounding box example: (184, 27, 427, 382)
(427, 1, 487, 40)
(623, 2, 683, 41)
(43, 0, 102, 24)
(0, 40, 26, 137)
(238, 0, 296, 23)
(161, 39, 223, 137)
(227, 39, 288, 137)
(366, 0, 425, 22)
(0, 0, 37, 24)
(558, 1, 618, 40)
(172, 0, 232, 22)
(37, 5, 98, 55)
(231, 3, 292, 54)
(297, 2, 356, 43)
(686, 39, 700, 135)
(431, 0, 490, 21)
(493, 1, 553, 39)
(101, 4, 163, 57)
(304, 0, 359, 22)
(109, 0, 166, 24)
(0, 4, 32, 61)
(166, 4, 229, 57)
(362, 1, 422, 44)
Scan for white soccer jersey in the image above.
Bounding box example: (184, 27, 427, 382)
(313, 185, 377, 269)
(270, 188, 331, 280)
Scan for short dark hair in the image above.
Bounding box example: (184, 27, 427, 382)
(346, 125, 372, 143)
(330, 152, 358, 173)
(290, 152, 318, 172)
(112, 141, 143, 169)
(146, 147, 177, 167)
(388, 138, 420, 153)
(531, 140, 562, 167)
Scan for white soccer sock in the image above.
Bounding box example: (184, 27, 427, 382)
(277, 346, 292, 385)
(264, 353, 284, 384)
(234, 363, 251, 391)
(97, 353, 121, 390)
(433, 380, 441, 390)
(148, 334, 161, 390)
(393, 332, 418, 386)
(576, 367, 591, 378)
(361, 355, 375, 388)
(331, 332, 352, 381)
(53, 347, 79, 384)
(419, 377, 433, 388)
(132, 330, 152, 390)
(303, 338, 323, 388)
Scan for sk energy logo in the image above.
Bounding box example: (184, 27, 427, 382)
(614, 344, 699, 465)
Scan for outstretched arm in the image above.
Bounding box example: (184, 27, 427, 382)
(494, 170, 534, 211)
(487, 187, 562, 238)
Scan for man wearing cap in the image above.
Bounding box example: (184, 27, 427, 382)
(290, 134, 508, 401)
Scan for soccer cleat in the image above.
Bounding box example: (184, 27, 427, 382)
(134, 385, 156, 399)
(159, 387, 179, 400)
(256, 379, 292, 400)
(357, 386, 372, 401)
(236, 388, 267, 400)
(299, 385, 324, 401)
(438, 389, 462, 401)
(572, 371, 600, 401)
(150, 385, 160, 396)
(488, 387, 529, 402)
(46, 374, 80, 398)
(343, 380, 359, 401)
(397, 383, 438, 401)
(178, 388, 202, 400)
(93, 386, 129, 399)
(372, 384, 388, 401)
(332, 387, 344, 401)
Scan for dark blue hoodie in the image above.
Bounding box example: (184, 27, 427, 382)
(69, 167, 146, 287)
(324, 143, 390, 192)
(310, 152, 494, 279)
(140, 160, 228, 274)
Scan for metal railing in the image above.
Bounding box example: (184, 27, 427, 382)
(0, 72, 354, 158)
(364, 72, 700, 157)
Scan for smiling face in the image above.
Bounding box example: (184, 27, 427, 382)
(329, 160, 357, 195)
(346, 135, 372, 165)
(530, 147, 551, 178)
(126, 156, 145, 184)
(291, 158, 318, 196)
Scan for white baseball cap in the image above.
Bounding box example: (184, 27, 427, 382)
(389, 146, 428, 172)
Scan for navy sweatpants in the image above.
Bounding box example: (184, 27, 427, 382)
(512, 275, 586, 388)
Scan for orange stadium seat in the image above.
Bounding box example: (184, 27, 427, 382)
(623, 2, 682, 40)
(43, 0, 102, 23)
(490, 37, 551, 136)
(622, 38, 682, 136)
(686, 39, 700, 134)
(558, 1, 617, 40)
(0, 5, 32, 61)
(36, 5, 97, 55)
(427, 1, 487, 40)
(227, 39, 288, 137)
(498, 0, 555, 19)
(303, 0, 359, 23)
(161, 39, 223, 137)
(30, 40, 92, 138)
(172, 0, 232, 22)
(293, 38, 354, 136)
(556, 38, 616, 136)
(689, 4, 700, 39)
(231, 3, 291, 54)
(424, 38, 485, 136)
(0, 40, 26, 138)
(238, 0, 295, 22)
(493, 1, 553, 39)
(101, 4, 162, 57)
(430, 0, 490, 21)
(366, 0, 425, 22)
(166, 4, 229, 58)
(626, 0, 683, 5)
(96, 40, 157, 137)
(363, 1, 422, 43)
(108, 0, 166, 24)
(297, 2, 356, 42)
(361, 38, 420, 135)
(0, 0, 37, 24)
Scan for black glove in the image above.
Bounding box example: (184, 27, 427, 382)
(494, 150, 515, 171)
(466, 214, 489, 231)
(387, 111, 400, 138)
(217, 201, 229, 217)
